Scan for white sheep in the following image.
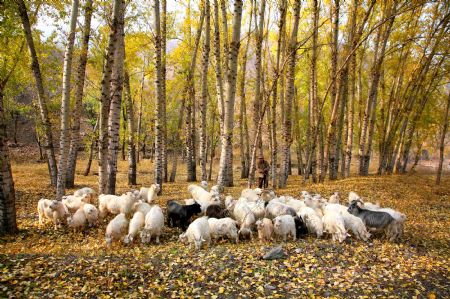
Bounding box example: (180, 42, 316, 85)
(322, 211, 348, 243)
(37, 199, 69, 230)
(82, 203, 99, 227)
(300, 190, 311, 199)
(232, 200, 256, 239)
(339, 211, 371, 241)
(139, 184, 160, 204)
(298, 207, 323, 238)
(208, 217, 239, 243)
(98, 192, 137, 218)
(273, 215, 296, 241)
(73, 187, 95, 202)
(256, 218, 274, 243)
(240, 188, 260, 202)
(105, 213, 129, 246)
(265, 201, 297, 219)
(140, 205, 164, 244)
(133, 202, 152, 216)
(188, 184, 220, 213)
(329, 192, 340, 204)
(62, 194, 90, 213)
(304, 196, 322, 210)
(179, 216, 211, 250)
(67, 207, 87, 232)
(200, 180, 208, 190)
(238, 197, 265, 219)
(260, 190, 276, 202)
(124, 211, 145, 244)
(284, 196, 307, 212)
(224, 195, 236, 212)
(322, 202, 349, 214)
(348, 191, 361, 204)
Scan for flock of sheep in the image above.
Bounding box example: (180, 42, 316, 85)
(36, 181, 406, 250)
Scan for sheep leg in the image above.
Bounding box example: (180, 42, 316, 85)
(156, 235, 160, 244)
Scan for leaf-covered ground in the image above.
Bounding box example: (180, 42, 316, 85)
(1, 160, 449, 298)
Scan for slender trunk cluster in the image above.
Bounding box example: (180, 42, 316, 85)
(217, 0, 243, 188)
(66, 0, 93, 188)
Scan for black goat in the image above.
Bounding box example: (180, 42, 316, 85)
(348, 201, 394, 230)
(167, 200, 202, 230)
(205, 204, 228, 219)
(294, 216, 308, 237)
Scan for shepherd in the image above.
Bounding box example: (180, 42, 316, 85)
(256, 155, 270, 189)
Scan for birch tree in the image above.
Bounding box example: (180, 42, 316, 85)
(199, 0, 211, 182)
(66, 0, 93, 188)
(217, 0, 243, 187)
(55, 0, 79, 200)
(98, 0, 123, 194)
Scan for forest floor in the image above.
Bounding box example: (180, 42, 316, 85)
(1, 160, 449, 298)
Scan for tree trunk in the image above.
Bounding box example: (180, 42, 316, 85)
(16, 0, 58, 186)
(153, 0, 164, 193)
(199, 0, 211, 182)
(252, 0, 266, 158)
(124, 71, 137, 186)
(269, 0, 286, 188)
(279, 0, 301, 188)
(359, 2, 396, 176)
(66, 0, 93, 188)
(98, 0, 123, 194)
(238, 0, 254, 179)
(55, 0, 79, 199)
(436, 92, 450, 185)
(136, 60, 145, 164)
(106, 0, 125, 195)
(161, 0, 168, 182)
(217, 0, 243, 188)
(0, 89, 18, 234)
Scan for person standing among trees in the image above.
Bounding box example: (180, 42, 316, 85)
(257, 156, 270, 188)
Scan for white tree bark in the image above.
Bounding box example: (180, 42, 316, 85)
(56, 0, 79, 200)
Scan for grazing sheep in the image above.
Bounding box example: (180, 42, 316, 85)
(265, 201, 297, 219)
(179, 217, 211, 250)
(200, 180, 208, 190)
(139, 184, 160, 204)
(73, 187, 95, 202)
(208, 217, 239, 243)
(67, 207, 87, 232)
(233, 201, 256, 240)
(187, 184, 221, 213)
(304, 196, 323, 210)
(256, 218, 274, 243)
(322, 202, 348, 214)
(98, 193, 138, 218)
(348, 191, 361, 204)
(340, 211, 371, 241)
(329, 192, 340, 204)
(133, 202, 152, 216)
(240, 188, 260, 202)
(300, 191, 311, 199)
(283, 196, 307, 212)
(167, 200, 202, 230)
(298, 207, 323, 238)
(105, 213, 129, 246)
(37, 199, 69, 230)
(348, 201, 394, 233)
(273, 215, 297, 241)
(260, 190, 276, 202)
(141, 205, 165, 244)
(322, 211, 348, 243)
(62, 194, 90, 213)
(124, 211, 145, 244)
(238, 198, 265, 220)
(205, 204, 228, 219)
(82, 203, 99, 227)
(376, 208, 406, 240)
(210, 185, 222, 195)
(224, 195, 236, 212)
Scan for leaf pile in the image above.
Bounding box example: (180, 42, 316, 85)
(1, 161, 449, 298)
